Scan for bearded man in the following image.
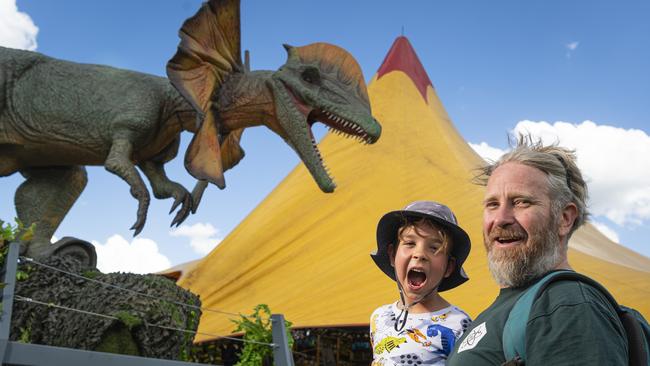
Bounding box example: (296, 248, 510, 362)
(447, 136, 628, 365)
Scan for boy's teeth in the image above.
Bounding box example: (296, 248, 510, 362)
(408, 268, 427, 287)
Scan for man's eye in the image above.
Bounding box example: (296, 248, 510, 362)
(484, 201, 498, 209)
(514, 199, 530, 207)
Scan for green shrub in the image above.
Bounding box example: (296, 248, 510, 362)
(231, 304, 293, 366)
(0, 218, 35, 280)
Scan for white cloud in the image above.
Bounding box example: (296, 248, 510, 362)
(512, 120, 650, 227)
(474, 120, 650, 228)
(170, 222, 222, 255)
(566, 41, 579, 51)
(0, 0, 38, 50)
(565, 41, 579, 59)
(469, 142, 507, 163)
(592, 221, 620, 243)
(91, 234, 171, 274)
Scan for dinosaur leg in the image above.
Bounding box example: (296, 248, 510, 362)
(15, 166, 88, 257)
(104, 138, 150, 236)
(139, 160, 192, 227)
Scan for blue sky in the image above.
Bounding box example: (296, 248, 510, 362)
(1, 0, 649, 271)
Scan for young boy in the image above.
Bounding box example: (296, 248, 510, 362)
(370, 200, 472, 365)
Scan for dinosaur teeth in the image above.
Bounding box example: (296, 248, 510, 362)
(323, 113, 372, 145)
(311, 136, 323, 162)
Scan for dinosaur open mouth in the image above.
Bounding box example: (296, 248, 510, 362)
(308, 109, 378, 145)
(272, 77, 379, 193)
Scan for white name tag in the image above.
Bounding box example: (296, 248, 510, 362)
(457, 322, 487, 353)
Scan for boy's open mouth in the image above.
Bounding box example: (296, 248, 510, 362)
(407, 268, 427, 289)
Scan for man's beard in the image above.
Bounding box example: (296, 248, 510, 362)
(485, 212, 562, 288)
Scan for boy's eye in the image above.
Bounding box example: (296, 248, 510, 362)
(428, 243, 442, 252)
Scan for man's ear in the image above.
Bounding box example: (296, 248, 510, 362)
(444, 257, 456, 278)
(388, 244, 395, 267)
(559, 203, 578, 237)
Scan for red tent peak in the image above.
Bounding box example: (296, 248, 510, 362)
(376, 36, 433, 101)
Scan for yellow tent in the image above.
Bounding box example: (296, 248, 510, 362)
(172, 37, 650, 341)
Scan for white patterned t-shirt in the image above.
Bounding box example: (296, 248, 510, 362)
(370, 303, 471, 366)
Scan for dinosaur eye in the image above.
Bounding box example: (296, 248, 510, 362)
(301, 67, 321, 84)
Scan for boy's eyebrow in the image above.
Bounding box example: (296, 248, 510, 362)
(398, 231, 443, 243)
(398, 232, 417, 240)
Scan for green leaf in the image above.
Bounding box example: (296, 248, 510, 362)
(231, 304, 293, 366)
(16, 271, 29, 281)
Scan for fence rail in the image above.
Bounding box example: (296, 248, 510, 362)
(1, 241, 294, 366)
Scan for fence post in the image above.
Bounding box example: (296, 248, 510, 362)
(271, 314, 294, 366)
(0, 241, 21, 362)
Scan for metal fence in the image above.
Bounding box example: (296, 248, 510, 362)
(1, 241, 294, 366)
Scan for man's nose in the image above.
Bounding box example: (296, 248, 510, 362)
(491, 205, 515, 227)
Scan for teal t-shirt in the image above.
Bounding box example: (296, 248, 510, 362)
(447, 273, 628, 365)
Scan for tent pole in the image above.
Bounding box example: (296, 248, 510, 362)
(271, 314, 294, 366)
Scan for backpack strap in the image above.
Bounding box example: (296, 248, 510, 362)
(502, 271, 564, 362)
(502, 270, 621, 363)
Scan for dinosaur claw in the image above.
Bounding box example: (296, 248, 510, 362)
(170, 203, 191, 228)
(132, 225, 143, 236)
(167, 185, 193, 228)
(190, 180, 208, 214)
(130, 215, 146, 236)
(169, 198, 181, 214)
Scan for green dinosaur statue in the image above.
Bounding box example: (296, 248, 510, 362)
(0, 0, 381, 264)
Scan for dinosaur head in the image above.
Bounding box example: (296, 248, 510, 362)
(167, 0, 381, 192)
(268, 43, 381, 192)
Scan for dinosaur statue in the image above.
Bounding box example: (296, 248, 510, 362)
(0, 0, 381, 266)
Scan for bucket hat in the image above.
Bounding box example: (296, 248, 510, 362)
(370, 200, 471, 292)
